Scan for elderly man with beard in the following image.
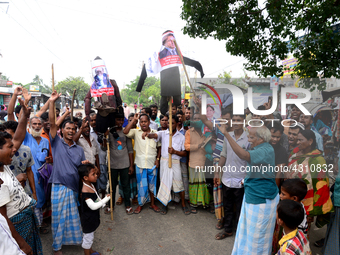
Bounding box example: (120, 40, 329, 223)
(218, 124, 279, 255)
(22, 116, 50, 230)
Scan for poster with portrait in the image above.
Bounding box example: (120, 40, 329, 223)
(204, 98, 221, 134)
(145, 30, 183, 77)
(90, 57, 114, 98)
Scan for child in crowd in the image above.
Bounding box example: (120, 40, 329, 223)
(280, 179, 308, 234)
(272, 179, 308, 254)
(276, 200, 311, 255)
(79, 164, 110, 255)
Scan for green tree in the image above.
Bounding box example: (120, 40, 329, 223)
(181, 0, 340, 90)
(121, 76, 161, 106)
(55, 77, 90, 107)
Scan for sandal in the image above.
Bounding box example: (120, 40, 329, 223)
(116, 196, 124, 205)
(134, 206, 142, 214)
(160, 206, 168, 215)
(126, 207, 134, 215)
(40, 227, 49, 234)
(104, 207, 114, 214)
(190, 206, 197, 214)
(149, 205, 161, 213)
(215, 231, 233, 240)
(216, 220, 224, 230)
(182, 206, 191, 215)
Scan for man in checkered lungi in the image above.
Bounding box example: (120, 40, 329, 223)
(123, 113, 161, 214)
(48, 91, 89, 255)
(218, 125, 279, 255)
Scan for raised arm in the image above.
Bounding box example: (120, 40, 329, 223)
(56, 108, 70, 128)
(22, 88, 32, 107)
(35, 98, 50, 117)
(7, 86, 22, 121)
(73, 118, 87, 142)
(194, 97, 214, 130)
(12, 98, 31, 150)
(49, 90, 61, 139)
(217, 124, 250, 162)
(123, 113, 139, 135)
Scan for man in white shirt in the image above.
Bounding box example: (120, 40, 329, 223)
(214, 114, 250, 240)
(144, 115, 188, 215)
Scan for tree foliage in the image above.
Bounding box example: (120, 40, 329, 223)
(181, 0, 340, 90)
(121, 76, 161, 106)
(23, 75, 52, 94)
(55, 76, 90, 103)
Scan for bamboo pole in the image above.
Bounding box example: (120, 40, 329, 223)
(70, 89, 76, 121)
(168, 97, 172, 168)
(173, 40, 197, 99)
(52, 64, 56, 121)
(107, 134, 114, 220)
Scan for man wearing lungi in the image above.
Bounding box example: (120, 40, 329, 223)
(48, 91, 88, 255)
(123, 113, 161, 214)
(217, 125, 279, 255)
(143, 115, 189, 215)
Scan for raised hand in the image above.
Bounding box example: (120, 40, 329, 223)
(216, 122, 227, 135)
(22, 88, 32, 106)
(134, 113, 140, 121)
(50, 90, 61, 102)
(194, 96, 202, 110)
(81, 117, 88, 130)
(141, 132, 148, 140)
(18, 98, 31, 117)
(14, 86, 23, 96)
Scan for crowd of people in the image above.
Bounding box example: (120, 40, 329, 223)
(0, 85, 339, 255)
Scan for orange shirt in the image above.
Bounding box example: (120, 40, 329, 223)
(41, 129, 53, 162)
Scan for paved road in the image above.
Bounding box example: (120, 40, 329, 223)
(40, 197, 326, 255)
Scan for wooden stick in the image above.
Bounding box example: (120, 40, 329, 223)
(107, 134, 114, 221)
(168, 97, 172, 168)
(52, 64, 56, 121)
(173, 40, 197, 99)
(70, 89, 76, 121)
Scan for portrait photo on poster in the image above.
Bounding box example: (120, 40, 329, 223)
(90, 64, 114, 97)
(158, 30, 182, 69)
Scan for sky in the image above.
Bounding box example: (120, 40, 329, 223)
(0, 0, 255, 91)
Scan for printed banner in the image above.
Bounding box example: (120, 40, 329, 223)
(90, 57, 114, 97)
(145, 30, 183, 76)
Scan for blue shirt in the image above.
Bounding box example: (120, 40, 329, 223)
(23, 132, 49, 208)
(244, 142, 278, 204)
(49, 134, 86, 192)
